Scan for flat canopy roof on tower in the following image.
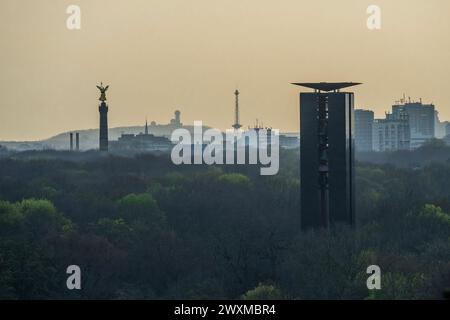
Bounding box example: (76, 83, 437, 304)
(291, 82, 361, 92)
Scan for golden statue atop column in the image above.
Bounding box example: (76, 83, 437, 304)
(96, 82, 109, 102)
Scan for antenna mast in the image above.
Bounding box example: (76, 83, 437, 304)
(232, 90, 242, 130)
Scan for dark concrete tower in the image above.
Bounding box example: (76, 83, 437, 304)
(292, 82, 360, 230)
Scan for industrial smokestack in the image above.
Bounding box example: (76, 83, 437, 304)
(70, 133, 74, 151)
(76, 133, 80, 151)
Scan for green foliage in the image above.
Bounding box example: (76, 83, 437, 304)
(19, 199, 74, 237)
(95, 218, 134, 247)
(0, 200, 23, 237)
(420, 204, 450, 225)
(366, 272, 430, 300)
(218, 173, 251, 187)
(242, 283, 283, 300)
(118, 193, 165, 225)
(0, 149, 449, 299)
(0, 198, 76, 299)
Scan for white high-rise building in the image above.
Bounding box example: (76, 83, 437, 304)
(372, 113, 410, 152)
(392, 100, 435, 149)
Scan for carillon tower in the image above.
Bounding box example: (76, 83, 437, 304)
(292, 82, 360, 230)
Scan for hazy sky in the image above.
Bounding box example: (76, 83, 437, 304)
(1, 0, 450, 140)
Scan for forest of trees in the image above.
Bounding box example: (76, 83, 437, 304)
(0, 146, 449, 299)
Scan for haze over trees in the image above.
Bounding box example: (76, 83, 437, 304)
(0, 147, 449, 299)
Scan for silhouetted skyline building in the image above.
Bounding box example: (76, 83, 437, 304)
(445, 122, 450, 137)
(434, 111, 447, 139)
(109, 120, 173, 154)
(293, 82, 359, 230)
(392, 100, 435, 149)
(170, 110, 182, 127)
(355, 109, 374, 152)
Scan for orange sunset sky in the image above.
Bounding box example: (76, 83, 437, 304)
(1, 0, 450, 140)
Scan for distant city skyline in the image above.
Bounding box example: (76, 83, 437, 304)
(1, 0, 450, 140)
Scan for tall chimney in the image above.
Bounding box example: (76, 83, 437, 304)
(70, 133, 74, 151)
(76, 133, 80, 151)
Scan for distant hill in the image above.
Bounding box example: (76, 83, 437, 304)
(0, 124, 209, 151)
(1, 125, 298, 152)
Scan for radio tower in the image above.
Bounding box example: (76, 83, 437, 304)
(232, 90, 242, 130)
